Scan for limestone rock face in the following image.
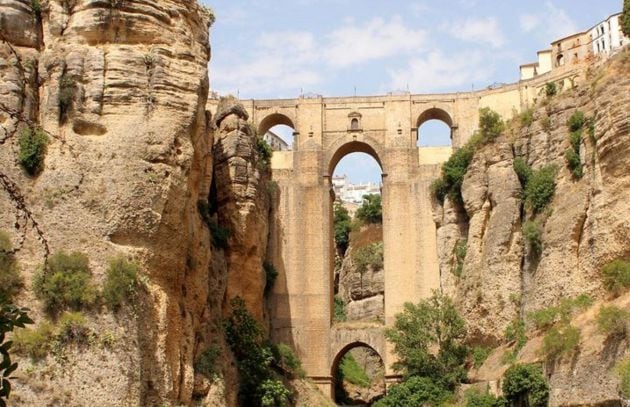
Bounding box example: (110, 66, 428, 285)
(0, 1, 227, 405)
(433, 54, 630, 405)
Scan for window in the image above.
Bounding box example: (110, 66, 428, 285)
(351, 118, 359, 130)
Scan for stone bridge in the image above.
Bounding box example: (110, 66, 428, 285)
(210, 73, 577, 398)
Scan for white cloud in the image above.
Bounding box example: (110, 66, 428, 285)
(519, 14, 540, 33)
(325, 16, 428, 67)
(386, 50, 494, 93)
(518, 2, 577, 41)
(448, 17, 505, 48)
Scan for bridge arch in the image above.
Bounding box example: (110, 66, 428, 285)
(416, 107, 453, 128)
(257, 113, 296, 136)
(415, 107, 454, 147)
(326, 138, 386, 177)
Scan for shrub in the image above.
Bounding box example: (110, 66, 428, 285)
(32, 251, 98, 314)
(272, 343, 305, 378)
(57, 311, 90, 345)
(513, 157, 532, 189)
(464, 388, 507, 407)
(567, 111, 586, 132)
(353, 242, 383, 274)
(524, 165, 556, 213)
(541, 324, 580, 360)
(564, 148, 583, 178)
(58, 72, 76, 122)
(565, 113, 585, 179)
(502, 364, 549, 407)
(0, 304, 33, 404)
(355, 194, 382, 224)
(338, 353, 370, 387)
(472, 346, 491, 369)
(256, 137, 273, 170)
(12, 321, 55, 360)
(623, 0, 630, 37)
(0, 232, 23, 304)
(615, 356, 630, 398)
(541, 116, 552, 133)
(528, 295, 593, 330)
(373, 376, 451, 407)
(519, 108, 534, 128)
(263, 262, 277, 297)
(430, 178, 448, 203)
(209, 220, 230, 249)
(103, 256, 140, 310)
(503, 319, 526, 363)
(334, 202, 351, 254)
(544, 82, 557, 97)
(596, 306, 629, 337)
(453, 238, 467, 277)
(522, 220, 542, 257)
(478, 107, 505, 141)
(601, 259, 630, 296)
(194, 345, 221, 378)
(334, 295, 346, 322)
(385, 291, 467, 390)
(259, 379, 291, 407)
(18, 125, 49, 175)
(434, 140, 476, 204)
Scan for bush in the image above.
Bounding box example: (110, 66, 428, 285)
(0, 231, 23, 304)
(565, 113, 585, 179)
(528, 295, 593, 330)
(502, 364, 549, 407)
(333, 202, 351, 254)
(353, 242, 383, 274)
(12, 321, 55, 360)
(58, 72, 76, 122)
(601, 259, 630, 296)
(356, 194, 382, 224)
(373, 376, 451, 407)
(596, 306, 629, 337)
(194, 345, 221, 378)
(430, 178, 448, 203)
(433, 140, 476, 204)
(338, 353, 370, 387)
(524, 165, 556, 213)
(18, 125, 49, 175)
(541, 324, 580, 360)
(103, 256, 140, 310)
(385, 291, 467, 390)
(57, 311, 90, 345)
(472, 346, 491, 369)
(503, 319, 526, 363)
(519, 108, 534, 128)
(616, 356, 630, 398)
(334, 295, 346, 322)
(33, 251, 98, 314)
(263, 262, 277, 297)
(464, 388, 507, 407)
(453, 238, 467, 277)
(478, 108, 505, 141)
(623, 0, 630, 37)
(513, 158, 532, 189)
(259, 379, 291, 407)
(256, 137, 273, 170)
(567, 111, 586, 132)
(522, 220, 542, 257)
(0, 304, 33, 404)
(272, 343, 305, 378)
(544, 82, 557, 97)
(564, 148, 583, 178)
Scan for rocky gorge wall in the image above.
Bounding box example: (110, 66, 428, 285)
(433, 51, 630, 405)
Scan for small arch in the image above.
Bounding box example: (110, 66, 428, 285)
(332, 342, 385, 405)
(416, 108, 453, 147)
(257, 113, 295, 136)
(258, 113, 296, 151)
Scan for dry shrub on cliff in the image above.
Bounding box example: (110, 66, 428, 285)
(103, 256, 140, 310)
(18, 125, 49, 176)
(12, 321, 55, 360)
(522, 221, 542, 258)
(602, 259, 630, 296)
(596, 306, 629, 338)
(0, 231, 23, 304)
(540, 324, 581, 360)
(616, 356, 630, 398)
(353, 242, 383, 274)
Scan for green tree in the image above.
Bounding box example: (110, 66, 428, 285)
(0, 304, 33, 405)
(622, 0, 630, 38)
(385, 291, 467, 390)
(355, 194, 382, 224)
(373, 376, 451, 407)
(333, 202, 351, 254)
(502, 364, 549, 407)
(478, 107, 505, 141)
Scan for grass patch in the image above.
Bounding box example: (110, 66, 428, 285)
(528, 294, 593, 330)
(103, 256, 140, 310)
(540, 324, 580, 360)
(334, 295, 346, 322)
(12, 321, 55, 360)
(338, 353, 370, 388)
(272, 343, 305, 378)
(503, 319, 526, 363)
(616, 357, 630, 398)
(602, 259, 630, 296)
(596, 306, 629, 338)
(18, 125, 49, 176)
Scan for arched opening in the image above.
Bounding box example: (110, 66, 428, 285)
(416, 108, 453, 147)
(330, 143, 385, 326)
(351, 118, 359, 130)
(332, 343, 385, 405)
(258, 113, 295, 151)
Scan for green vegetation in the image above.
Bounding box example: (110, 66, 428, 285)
(615, 356, 630, 398)
(502, 364, 549, 407)
(527, 294, 593, 330)
(197, 200, 230, 249)
(224, 297, 292, 406)
(540, 324, 580, 360)
(103, 256, 140, 310)
(0, 304, 33, 404)
(374, 376, 451, 407)
(194, 345, 221, 379)
(272, 343, 305, 378)
(522, 220, 542, 257)
(513, 157, 532, 189)
(18, 125, 49, 176)
(338, 353, 370, 387)
(623, 0, 630, 37)
(58, 72, 76, 123)
(33, 251, 98, 314)
(502, 319, 526, 363)
(57, 311, 90, 345)
(464, 388, 506, 407)
(0, 232, 22, 304)
(596, 306, 629, 337)
(519, 108, 534, 128)
(565, 111, 585, 179)
(544, 82, 557, 97)
(355, 194, 382, 224)
(385, 291, 467, 391)
(353, 242, 383, 274)
(203, 6, 216, 27)
(12, 321, 54, 360)
(601, 259, 630, 296)
(256, 137, 273, 170)
(333, 295, 346, 322)
(471, 346, 491, 369)
(524, 165, 557, 213)
(478, 107, 506, 141)
(333, 202, 351, 254)
(541, 116, 552, 133)
(453, 238, 467, 277)
(263, 262, 278, 297)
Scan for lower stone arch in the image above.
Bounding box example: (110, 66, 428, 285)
(331, 341, 386, 404)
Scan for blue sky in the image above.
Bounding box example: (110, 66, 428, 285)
(203, 0, 622, 182)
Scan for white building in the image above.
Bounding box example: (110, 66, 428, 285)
(263, 130, 289, 151)
(589, 13, 629, 56)
(332, 175, 381, 204)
